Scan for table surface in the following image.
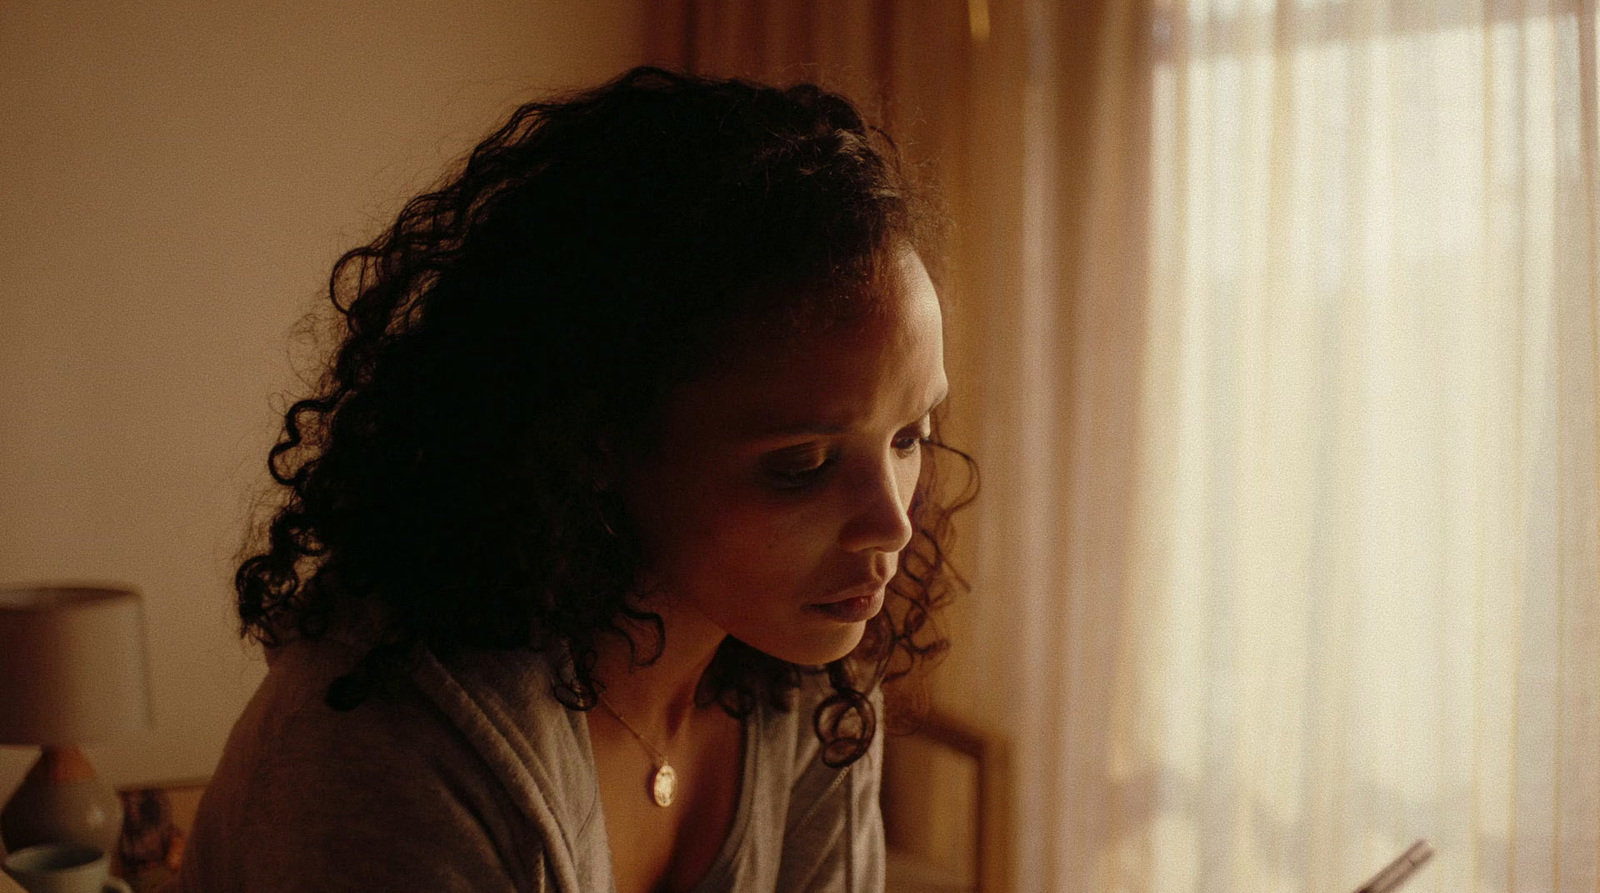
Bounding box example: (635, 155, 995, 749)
(0, 874, 126, 892)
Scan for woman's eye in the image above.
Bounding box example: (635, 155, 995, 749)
(893, 431, 931, 454)
(764, 432, 927, 490)
(764, 449, 834, 489)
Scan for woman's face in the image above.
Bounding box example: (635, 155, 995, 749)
(618, 249, 948, 666)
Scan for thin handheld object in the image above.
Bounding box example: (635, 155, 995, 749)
(1351, 840, 1434, 893)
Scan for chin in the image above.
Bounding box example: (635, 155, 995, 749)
(744, 623, 868, 667)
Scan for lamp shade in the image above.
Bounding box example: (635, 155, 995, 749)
(0, 585, 153, 745)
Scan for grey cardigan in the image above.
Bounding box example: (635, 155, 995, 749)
(169, 629, 886, 892)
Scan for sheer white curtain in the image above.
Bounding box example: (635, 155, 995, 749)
(962, 0, 1600, 890)
(1135, 0, 1600, 890)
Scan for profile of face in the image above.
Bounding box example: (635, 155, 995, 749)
(618, 248, 949, 666)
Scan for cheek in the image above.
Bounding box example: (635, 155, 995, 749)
(901, 452, 925, 507)
(686, 498, 830, 594)
(634, 475, 827, 599)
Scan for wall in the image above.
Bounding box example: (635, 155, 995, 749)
(0, 0, 643, 799)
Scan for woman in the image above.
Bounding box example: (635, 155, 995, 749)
(173, 66, 974, 893)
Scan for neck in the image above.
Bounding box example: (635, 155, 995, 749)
(588, 592, 728, 745)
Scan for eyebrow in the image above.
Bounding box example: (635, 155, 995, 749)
(748, 386, 949, 440)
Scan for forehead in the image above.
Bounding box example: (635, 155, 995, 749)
(658, 251, 946, 445)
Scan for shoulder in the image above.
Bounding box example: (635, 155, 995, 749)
(777, 672, 885, 826)
(768, 673, 887, 892)
(781, 671, 886, 783)
(177, 636, 548, 892)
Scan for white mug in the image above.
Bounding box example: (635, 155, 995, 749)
(1, 844, 131, 893)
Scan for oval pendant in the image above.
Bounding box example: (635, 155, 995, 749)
(651, 764, 677, 807)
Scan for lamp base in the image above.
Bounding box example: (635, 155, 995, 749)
(0, 746, 123, 857)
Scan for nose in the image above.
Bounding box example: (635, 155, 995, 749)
(838, 451, 917, 556)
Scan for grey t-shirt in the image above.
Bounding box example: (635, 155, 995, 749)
(170, 630, 886, 892)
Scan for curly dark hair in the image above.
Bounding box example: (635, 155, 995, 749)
(236, 65, 977, 768)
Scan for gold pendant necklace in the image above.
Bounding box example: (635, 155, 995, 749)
(596, 691, 677, 807)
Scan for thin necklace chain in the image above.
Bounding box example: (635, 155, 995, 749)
(595, 690, 671, 766)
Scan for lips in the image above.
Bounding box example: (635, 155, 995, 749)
(815, 578, 889, 605)
(806, 579, 888, 623)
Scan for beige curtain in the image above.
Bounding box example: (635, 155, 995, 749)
(664, 1, 1600, 892)
(1120, 2, 1600, 891)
